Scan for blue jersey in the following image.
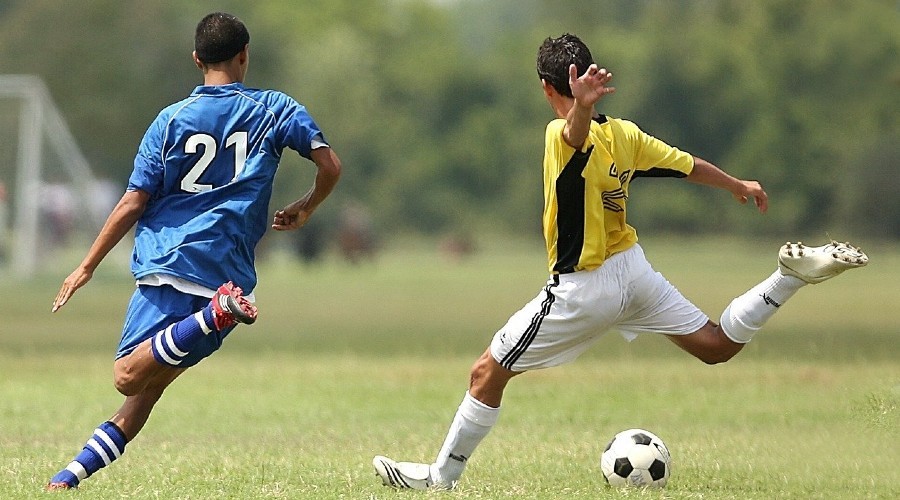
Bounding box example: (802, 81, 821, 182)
(127, 82, 325, 294)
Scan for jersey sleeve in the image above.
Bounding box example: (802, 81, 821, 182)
(624, 120, 694, 178)
(276, 99, 327, 160)
(127, 117, 165, 196)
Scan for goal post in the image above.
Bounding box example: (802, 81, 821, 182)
(0, 75, 105, 278)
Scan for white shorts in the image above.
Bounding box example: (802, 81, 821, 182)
(490, 244, 709, 371)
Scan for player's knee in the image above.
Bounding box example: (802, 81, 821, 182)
(696, 351, 732, 365)
(695, 345, 741, 365)
(468, 355, 491, 388)
(114, 365, 143, 396)
(114, 374, 140, 396)
(468, 350, 518, 397)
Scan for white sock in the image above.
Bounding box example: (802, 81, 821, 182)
(720, 269, 806, 343)
(431, 391, 500, 485)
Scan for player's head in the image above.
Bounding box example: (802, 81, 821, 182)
(536, 33, 594, 98)
(194, 12, 250, 65)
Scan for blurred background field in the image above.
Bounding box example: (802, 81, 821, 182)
(0, 0, 898, 277)
(2, 236, 899, 498)
(0, 234, 900, 361)
(5, 233, 898, 361)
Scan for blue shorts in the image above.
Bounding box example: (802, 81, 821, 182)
(118, 284, 235, 367)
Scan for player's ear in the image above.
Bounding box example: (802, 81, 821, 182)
(541, 79, 554, 99)
(192, 51, 204, 71)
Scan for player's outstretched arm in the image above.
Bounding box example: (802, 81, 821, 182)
(686, 156, 768, 214)
(563, 64, 615, 149)
(272, 147, 342, 231)
(52, 190, 149, 312)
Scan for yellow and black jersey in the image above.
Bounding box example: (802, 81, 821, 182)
(542, 115, 694, 274)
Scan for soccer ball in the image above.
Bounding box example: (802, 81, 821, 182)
(600, 428, 671, 488)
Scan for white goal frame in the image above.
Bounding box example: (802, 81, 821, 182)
(0, 75, 102, 278)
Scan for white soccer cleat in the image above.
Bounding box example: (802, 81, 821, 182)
(778, 240, 868, 284)
(373, 455, 452, 490)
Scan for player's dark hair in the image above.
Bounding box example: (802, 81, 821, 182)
(195, 12, 250, 64)
(536, 33, 595, 98)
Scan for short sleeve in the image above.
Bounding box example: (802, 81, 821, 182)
(277, 100, 326, 160)
(627, 121, 694, 177)
(127, 119, 165, 196)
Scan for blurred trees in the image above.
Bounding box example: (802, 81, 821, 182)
(0, 0, 896, 240)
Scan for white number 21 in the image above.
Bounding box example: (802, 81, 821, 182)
(181, 131, 248, 193)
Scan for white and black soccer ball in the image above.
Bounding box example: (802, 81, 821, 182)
(600, 428, 671, 488)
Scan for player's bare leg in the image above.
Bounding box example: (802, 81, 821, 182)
(111, 363, 185, 437)
(467, 348, 520, 407)
(47, 363, 185, 491)
(667, 320, 744, 364)
(114, 339, 179, 395)
(48, 282, 257, 490)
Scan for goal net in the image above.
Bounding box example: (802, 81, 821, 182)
(0, 75, 116, 279)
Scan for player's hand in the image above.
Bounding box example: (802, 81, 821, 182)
(732, 180, 768, 214)
(569, 64, 615, 107)
(272, 204, 311, 231)
(52, 267, 93, 312)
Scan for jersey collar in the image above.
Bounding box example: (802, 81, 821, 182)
(191, 82, 246, 96)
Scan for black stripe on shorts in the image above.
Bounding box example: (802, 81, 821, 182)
(500, 275, 559, 370)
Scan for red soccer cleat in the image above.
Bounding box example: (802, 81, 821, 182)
(46, 481, 75, 491)
(210, 281, 258, 330)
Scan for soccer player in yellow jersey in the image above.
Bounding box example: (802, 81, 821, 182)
(373, 33, 867, 490)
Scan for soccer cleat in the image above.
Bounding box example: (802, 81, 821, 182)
(211, 281, 258, 330)
(778, 240, 868, 284)
(373, 456, 453, 490)
(46, 481, 75, 491)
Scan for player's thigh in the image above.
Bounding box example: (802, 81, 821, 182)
(617, 269, 709, 339)
(489, 274, 616, 372)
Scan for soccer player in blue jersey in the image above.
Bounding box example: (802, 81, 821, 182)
(46, 12, 341, 490)
(373, 33, 867, 490)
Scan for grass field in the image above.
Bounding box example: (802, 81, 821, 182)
(2, 235, 898, 499)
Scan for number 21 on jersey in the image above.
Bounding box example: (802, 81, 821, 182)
(181, 131, 248, 193)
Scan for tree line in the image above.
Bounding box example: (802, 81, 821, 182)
(1, 0, 897, 241)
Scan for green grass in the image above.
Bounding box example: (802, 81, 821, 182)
(2, 235, 898, 499)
